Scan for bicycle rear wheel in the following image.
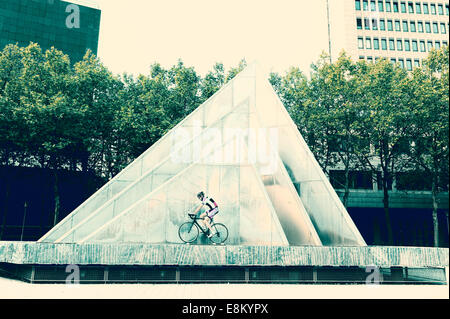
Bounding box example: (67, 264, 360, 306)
(209, 223, 228, 244)
(179, 222, 199, 243)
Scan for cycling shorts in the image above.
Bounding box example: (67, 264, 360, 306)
(207, 207, 219, 219)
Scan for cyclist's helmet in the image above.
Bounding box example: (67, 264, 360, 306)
(197, 191, 205, 200)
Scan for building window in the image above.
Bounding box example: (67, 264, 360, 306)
(398, 58, 405, 68)
(366, 37, 372, 49)
(418, 21, 424, 32)
(423, 3, 429, 14)
(438, 4, 444, 15)
(427, 40, 433, 51)
(412, 39, 418, 51)
(373, 38, 380, 49)
(356, 0, 361, 10)
(440, 23, 446, 34)
(388, 19, 394, 30)
(401, 2, 407, 13)
(371, 0, 377, 11)
(414, 59, 420, 67)
(378, 0, 384, 11)
(404, 39, 411, 51)
(381, 38, 388, 50)
(408, 2, 414, 13)
(446, 4, 449, 15)
(435, 41, 440, 49)
(372, 19, 378, 30)
(365, 18, 371, 29)
(420, 40, 426, 51)
(406, 59, 413, 71)
(380, 19, 386, 30)
(410, 21, 416, 32)
(357, 18, 363, 29)
(390, 58, 397, 64)
(415, 2, 422, 13)
(358, 37, 364, 49)
(393, 1, 399, 12)
(432, 22, 439, 33)
(396, 171, 436, 191)
(389, 38, 396, 50)
(402, 20, 409, 32)
(359, 56, 365, 60)
(386, 1, 392, 11)
(330, 171, 374, 190)
(425, 22, 431, 33)
(363, 0, 369, 10)
(430, 3, 436, 14)
(442, 41, 448, 47)
(395, 20, 401, 31)
(367, 56, 373, 63)
(397, 39, 403, 50)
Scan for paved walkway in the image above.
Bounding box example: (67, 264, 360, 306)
(0, 277, 448, 299)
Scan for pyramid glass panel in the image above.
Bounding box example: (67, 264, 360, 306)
(82, 162, 288, 246)
(39, 62, 366, 247)
(39, 70, 255, 243)
(52, 101, 252, 243)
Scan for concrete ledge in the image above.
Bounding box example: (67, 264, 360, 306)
(0, 242, 448, 268)
(335, 190, 449, 209)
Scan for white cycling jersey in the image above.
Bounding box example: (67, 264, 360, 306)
(202, 196, 218, 212)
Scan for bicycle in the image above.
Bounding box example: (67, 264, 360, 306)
(178, 213, 229, 245)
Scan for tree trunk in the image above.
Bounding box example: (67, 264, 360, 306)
(81, 150, 89, 173)
(53, 171, 60, 226)
(20, 202, 28, 241)
(382, 170, 393, 245)
(431, 176, 439, 247)
(39, 184, 46, 238)
(0, 181, 10, 240)
(343, 166, 350, 208)
(373, 217, 381, 245)
(446, 211, 449, 240)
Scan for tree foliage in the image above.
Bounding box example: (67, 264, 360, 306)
(0, 42, 448, 242)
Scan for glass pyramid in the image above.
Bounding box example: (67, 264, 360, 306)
(39, 62, 366, 246)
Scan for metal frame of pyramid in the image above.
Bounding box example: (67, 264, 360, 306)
(39, 62, 366, 246)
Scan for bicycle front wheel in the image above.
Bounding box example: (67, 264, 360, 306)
(209, 223, 228, 244)
(179, 222, 199, 243)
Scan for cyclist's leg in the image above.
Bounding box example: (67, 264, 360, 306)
(198, 210, 210, 232)
(203, 216, 216, 235)
(205, 208, 219, 236)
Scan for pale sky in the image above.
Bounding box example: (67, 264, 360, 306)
(92, 0, 330, 77)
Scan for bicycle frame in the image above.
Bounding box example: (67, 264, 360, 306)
(179, 213, 228, 245)
(188, 214, 214, 234)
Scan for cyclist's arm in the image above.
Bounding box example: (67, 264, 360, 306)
(193, 203, 203, 215)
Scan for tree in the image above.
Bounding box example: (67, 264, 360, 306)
(0, 44, 26, 166)
(200, 62, 225, 101)
(225, 59, 247, 83)
(166, 59, 202, 123)
(353, 58, 413, 245)
(314, 53, 368, 208)
(113, 68, 171, 174)
(408, 46, 449, 247)
(70, 50, 123, 178)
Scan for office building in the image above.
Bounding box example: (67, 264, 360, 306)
(328, 0, 449, 69)
(0, 0, 101, 63)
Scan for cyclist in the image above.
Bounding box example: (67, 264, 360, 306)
(193, 191, 219, 238)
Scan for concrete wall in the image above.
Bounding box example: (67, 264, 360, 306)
(0, 241, 447, 268)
